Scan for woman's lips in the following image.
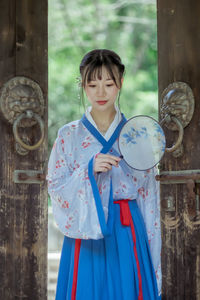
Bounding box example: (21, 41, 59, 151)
(97, 101, 108, 105)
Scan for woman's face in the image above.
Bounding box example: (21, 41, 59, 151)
(84, 66, 122, 112)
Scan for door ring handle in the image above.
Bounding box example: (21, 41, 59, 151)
(13, 110, 45, 151)
(161, 115, 184, 153)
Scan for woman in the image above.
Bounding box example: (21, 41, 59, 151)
(47, 49, 162, 300)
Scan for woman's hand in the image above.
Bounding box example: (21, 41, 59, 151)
(94, 153, 121, 174)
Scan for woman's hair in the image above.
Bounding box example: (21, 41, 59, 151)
(79, 49, 125, 108)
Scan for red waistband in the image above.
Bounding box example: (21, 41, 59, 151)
(114, 199, 131, 226)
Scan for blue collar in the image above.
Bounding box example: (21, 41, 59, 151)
(81, 113, 127, 154)
(81, 113, 127, 237)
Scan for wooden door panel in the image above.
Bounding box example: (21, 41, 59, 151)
(157, 1, 200, 299)
(0, 1, 48, 299)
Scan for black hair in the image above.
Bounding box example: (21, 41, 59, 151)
(79, 49, 125, 108)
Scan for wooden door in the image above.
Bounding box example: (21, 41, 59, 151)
(157, 1, 200, 299)
(0, 1, 48, 299)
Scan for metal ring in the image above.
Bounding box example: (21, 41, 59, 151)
(13, 110, 45, 151)
(162, 116, 184, 153)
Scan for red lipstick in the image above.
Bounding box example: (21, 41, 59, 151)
(97, 101, 107, 105)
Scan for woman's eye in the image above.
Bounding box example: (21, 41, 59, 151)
(106, 84, 114, 87)
(88, 85, 96, 87)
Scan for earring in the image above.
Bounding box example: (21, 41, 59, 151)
(76, 76, 82, 101)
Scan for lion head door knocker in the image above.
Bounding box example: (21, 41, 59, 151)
(0, 76, 45, 155)
(160, 81, 195, 158)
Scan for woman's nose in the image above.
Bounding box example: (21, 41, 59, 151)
(96, 85, 106, 97)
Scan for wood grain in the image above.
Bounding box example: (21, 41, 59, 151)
(0, 1, 48, 299)
(157, 1, 200, 299)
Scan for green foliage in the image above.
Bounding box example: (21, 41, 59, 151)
(48, 0, 158, 151)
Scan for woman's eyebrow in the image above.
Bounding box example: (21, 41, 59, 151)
(88, 78, 113, 82)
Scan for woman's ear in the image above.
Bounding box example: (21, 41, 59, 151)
(121, 77, 124, 87)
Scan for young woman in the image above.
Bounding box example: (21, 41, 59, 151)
(47, 49, 162, 300)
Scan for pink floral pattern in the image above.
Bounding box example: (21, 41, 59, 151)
(81, 136, 93, 149)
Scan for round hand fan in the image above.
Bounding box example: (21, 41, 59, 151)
(118, 115, 166, 171)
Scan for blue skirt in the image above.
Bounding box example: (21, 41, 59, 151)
(55, 200, 161, 300)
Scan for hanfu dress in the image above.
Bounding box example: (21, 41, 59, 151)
(47, 106, 162, 300)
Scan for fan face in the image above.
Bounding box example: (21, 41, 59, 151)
(118, 115, 166, 171)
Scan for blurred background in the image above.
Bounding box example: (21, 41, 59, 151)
(48, 0, 157, 298)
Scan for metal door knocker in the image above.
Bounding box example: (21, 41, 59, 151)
(0, 76, 45, 155)
(160, 82, 195, 157)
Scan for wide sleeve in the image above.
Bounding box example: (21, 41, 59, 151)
(135, 167, 162, 296)
(47, 130, 103, 240)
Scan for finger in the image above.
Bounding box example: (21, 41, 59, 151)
(96, 154, 121, 162)
(94, 162, 112, 173)
(97, 167, 109, 173)
(97, 157, 120, 167)
(99, 162, 112, 170)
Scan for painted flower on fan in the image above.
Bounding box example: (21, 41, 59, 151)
(122, 126, 148, 145)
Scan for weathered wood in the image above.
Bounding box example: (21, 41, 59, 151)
(0, 1, 16, 82)
(157, 1, 200, 299)
(0, 1, 48, 299)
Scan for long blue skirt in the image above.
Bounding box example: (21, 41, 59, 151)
(55, 200, 161, 300)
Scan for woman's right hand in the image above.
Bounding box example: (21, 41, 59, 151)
(94, 153, 121, 174)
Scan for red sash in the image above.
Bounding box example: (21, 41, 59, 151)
(114, 199, 143, 300)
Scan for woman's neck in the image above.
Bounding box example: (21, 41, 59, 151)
(90, 108, 116, 133)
